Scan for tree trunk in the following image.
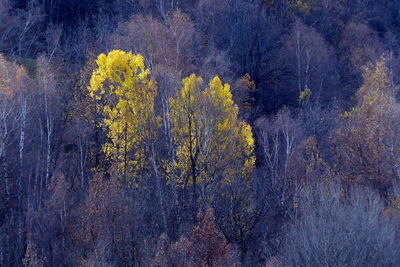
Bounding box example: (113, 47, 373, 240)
(150, 143, 167, 232)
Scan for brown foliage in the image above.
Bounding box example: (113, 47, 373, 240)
(112, 10, 195, 73)
(340, 23, 385, 71)
(77, 170, 139, 265)
(233, 74, 257, 120)
(153, 208, 240, 267)
(332, 57, 400, 192)
(79, 172, 122, 247)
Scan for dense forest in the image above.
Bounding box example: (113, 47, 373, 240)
(1, 0, 400, 266)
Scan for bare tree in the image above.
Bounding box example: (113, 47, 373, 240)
(282, 183, 400, 267)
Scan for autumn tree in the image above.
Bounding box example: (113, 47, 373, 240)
(88, 50, 168, 230)
(112, 10, 195, 73)
(168, 74, 258, 255)
(169, 74, 255, 209)
(153, 208, 240, 266)
(88, 50, 156, 180)
(340, 23, 385, 72)
(78, 171, 138, 266)
(233, 73, 257, 120)
(24, 173, 74, 266)
(333, 57, 400, 193)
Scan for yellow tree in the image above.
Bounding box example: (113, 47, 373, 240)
(88, 50, 157, 180)
(88, 50, 167, 229)
(169, 74, 255, 208)
(169, 74, 256, 254)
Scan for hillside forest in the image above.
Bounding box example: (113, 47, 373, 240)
(1, 0, 400, 266)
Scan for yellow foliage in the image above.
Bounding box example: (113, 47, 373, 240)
(88, 50, 158, 180)
(299, 87, 312, 104)
(391, 197, 400, 209)
(288, 0, 317, 15)
(169, 73, 255, 196)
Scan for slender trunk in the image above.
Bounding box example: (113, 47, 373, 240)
(159, 0, 166, 20)
(44, 75, 53, 186)
(94, 104, 100, 167)
(39, 123, 44, 207)
(304, 48, 310, 89)
(79, 138, 87, 189)
(18, 96, 27, 261)
(296, 30, 302, 92)
(0, 107, 10, 265)
(188, 113, 198, 218)
(150, 143, 167, 232)
(162, 99, 179, 222)
(124, 122, 128, 187)
(1, 154, 9, 264)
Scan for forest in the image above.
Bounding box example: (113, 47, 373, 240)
(1, 0, 400, 266)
